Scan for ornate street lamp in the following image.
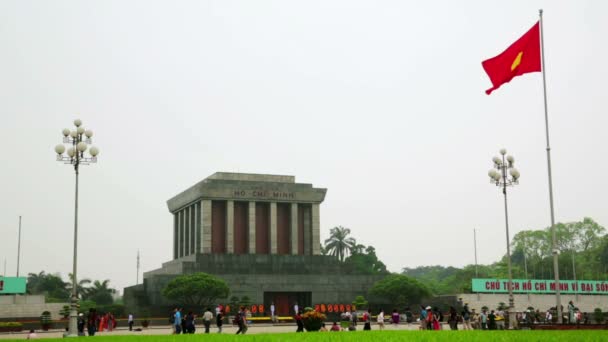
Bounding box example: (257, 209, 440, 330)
(54, 119, 99, 337)
(488, 148, 520, 329)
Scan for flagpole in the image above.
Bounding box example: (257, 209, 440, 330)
(539, 8, 562, 324)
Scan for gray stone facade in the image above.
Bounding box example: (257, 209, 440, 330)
(124, 173, 383, 316)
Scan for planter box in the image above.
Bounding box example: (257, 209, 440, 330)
(0, 327, 23, 333)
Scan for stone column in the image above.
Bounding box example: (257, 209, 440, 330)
(290, 203, 298, 255)
(185, 206, 190, 256)
(248, 202, 256, 254)
(311, 203, 321, 255)
(178, 210, 184, 258)
(226, 200, 234, 253)
(270, 202, 278, 254)
(173, 213, 178, 259)
(193, 203, 198, 254)
(303, 206, 311, 255)
(201, 199, 212, 253)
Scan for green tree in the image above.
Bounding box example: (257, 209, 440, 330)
(344, 246, 388, 275)
(162, 273, 230, 307)
(576, 218, 605, 251)
(369, 274, 430, 307)
(324, 226, 356, 262)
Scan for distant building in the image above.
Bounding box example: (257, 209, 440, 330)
(124, 172, 383, 315)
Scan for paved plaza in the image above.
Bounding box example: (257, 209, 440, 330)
(0, 322, 426, 339)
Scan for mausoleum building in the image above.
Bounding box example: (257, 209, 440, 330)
(124, 172, 384, 316)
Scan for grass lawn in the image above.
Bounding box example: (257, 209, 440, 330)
(3, 331, 607, 341)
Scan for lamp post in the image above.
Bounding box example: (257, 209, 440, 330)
(488, 148, 520, 329)
(54, 119, 99, 337)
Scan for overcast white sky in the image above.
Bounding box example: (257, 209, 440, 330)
(1, 0, 607, 293)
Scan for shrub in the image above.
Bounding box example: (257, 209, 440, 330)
(352, 295, 368, 309)
(60, 305, 70, 319)
(302, 310, 326, 332)
(593, 308, 604, 324)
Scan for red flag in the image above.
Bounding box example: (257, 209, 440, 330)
(482, 22, 541, 95)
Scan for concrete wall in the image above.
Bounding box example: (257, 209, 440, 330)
(0, 295, 67, 320)
(458, 293, 608, 312)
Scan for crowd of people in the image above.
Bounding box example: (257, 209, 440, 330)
(316, 300, 594, 332)
(72, 299, 592, 336)
(170, 305, 246, 335)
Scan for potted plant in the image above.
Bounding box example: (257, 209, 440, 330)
(302, 309, 326, 332)
(593, 308, 604, 324)
(40, 311, 53, 331)
(140, 309, 151, 328)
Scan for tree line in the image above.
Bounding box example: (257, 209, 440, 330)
(26, 271, 118, 305)
(402, 217, 608, 294)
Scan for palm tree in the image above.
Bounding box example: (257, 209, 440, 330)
(85, 280, 116, 305)
(66, 273, 92, 299)
(26, 271, 46, 294)
(323, 226, 356, 262)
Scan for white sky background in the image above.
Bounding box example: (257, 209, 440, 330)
(1, 0, 607, 293)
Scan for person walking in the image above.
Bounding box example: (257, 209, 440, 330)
(377, 309, 385, 330)
(77, 313, 86, 336)
(295, 311, 304, 332)
(107, 313, 115, 332)
(235, 306, 248, 335)
(432, 308, 441, 330)
(351, 309, 358, 326)
(87, 309, 98, 336)
(568, 301, 575, 323)
(545, 309, 552, 323)
(462, 303, 471, 330)
(480, 309, 488, 330)
(495, 309, 505, 330)
(391, 309, 400, 328)
(184, 311, 195, 334)
(448, 306, 458, 330)
(425, 306, 433, 330)
(216, 310, 224, 333)
(488, 310, 497, 330)
(270, 302, 276, 323)
(418, 306, 427, 330)
(127, 313, 134, 331)
(173, 308, 182, 334)
(203, 308, 213, 333)
(363, 309, 372, 330)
